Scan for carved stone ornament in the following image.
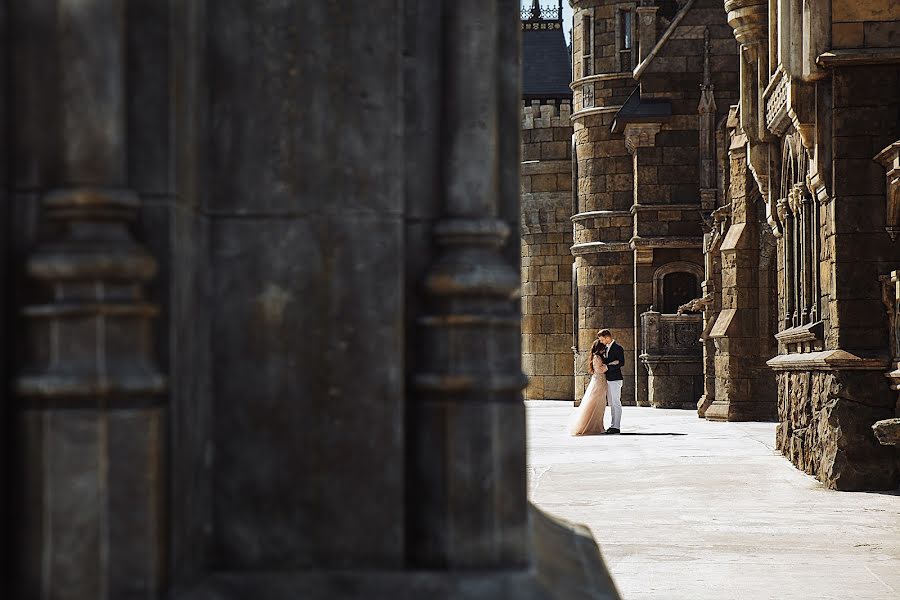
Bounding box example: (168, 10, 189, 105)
(875, 141, 900, 241)
(724, 0, 767, 46)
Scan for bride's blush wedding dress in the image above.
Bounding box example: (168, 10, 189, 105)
(568, 353, 608, 436)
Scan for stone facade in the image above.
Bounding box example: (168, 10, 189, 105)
(570, 0, 739, 406)
(703, 0, 900, 489)
(1, 2, 620, 597)
(521, 100, 576, 400)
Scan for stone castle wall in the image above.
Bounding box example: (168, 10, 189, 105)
(570, 0, 739, 406)
(716, 0, 900, 489)
(521, 100, 575, 400)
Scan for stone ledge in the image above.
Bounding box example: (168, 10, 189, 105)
(709, 309, 738, 338)
(873, 418, 900, 446)
(521, 160, 574, 176)
(766, 350, 890, 372)
(817, 47, 900, 68)
(774, 321, 824, 345)
(570, 105, 624, 121)
(630, 203, 701, 214)
(572, 210, 632, 223)
(629, 236, 703, 249)
(640, 354, 702, 363)
(570, 242, 632, 256)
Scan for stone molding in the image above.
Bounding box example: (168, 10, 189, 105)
(521, 160, 572, 175)
(630, 236, 704, 249)
(571, 209, 632, 223)
(816, 48, 900, 69)
(570, 241, 632, 256)
(631, 203, 702, 215)
(570, 104, 624, 121)
(569, 72, 636, 91)
(766, 350, 891, 372)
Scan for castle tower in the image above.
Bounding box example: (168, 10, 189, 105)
(570, 0, 739, 407)
(520, 2, 576, 401)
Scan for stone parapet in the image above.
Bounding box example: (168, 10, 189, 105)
(522, 99, 572, 130)
(640, 311, 704, 409)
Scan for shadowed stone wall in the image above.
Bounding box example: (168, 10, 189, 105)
(521, 100, 575, 401)
(2, 1, 622, 597)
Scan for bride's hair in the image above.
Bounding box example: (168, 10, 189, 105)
(588, 338, 607, 374)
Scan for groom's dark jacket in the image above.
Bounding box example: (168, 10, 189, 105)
(603, 341, 625, 381)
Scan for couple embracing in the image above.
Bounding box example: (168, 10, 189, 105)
(568, 329, 624, 436)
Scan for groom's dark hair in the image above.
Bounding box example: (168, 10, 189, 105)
(597, 328, 612, 339)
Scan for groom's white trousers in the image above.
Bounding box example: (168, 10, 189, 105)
(607, 380, 623, 429)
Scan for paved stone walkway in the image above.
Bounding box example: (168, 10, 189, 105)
(526, 402, 900, 600)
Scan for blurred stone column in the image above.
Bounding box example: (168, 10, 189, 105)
(410, 0, 529, 568)
(15, 1, 166, 597)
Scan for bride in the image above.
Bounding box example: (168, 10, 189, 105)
(568, 337, 608, 436)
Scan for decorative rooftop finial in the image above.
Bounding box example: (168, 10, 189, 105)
(521, 1, 562, 21)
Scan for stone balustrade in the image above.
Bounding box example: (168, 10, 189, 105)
(640, 310, 703, 409)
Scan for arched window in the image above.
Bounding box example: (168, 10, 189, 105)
(662, 272, 700, 314)
(653, 262, 704, 314)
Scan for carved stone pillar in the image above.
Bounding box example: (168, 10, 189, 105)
(409, 0, 524, 571)
(698, 28, 718, 211)
(15, 1, 167, 598)
(636, 3, 659, 64)
(875, 270, 900, 447)
(697, 205, 730, 417)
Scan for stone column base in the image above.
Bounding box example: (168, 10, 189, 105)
(696, 394, 714, 418)
(704, 399, 777, 422)
(172, 506, 621, 600)
(642, 356, 703, 410)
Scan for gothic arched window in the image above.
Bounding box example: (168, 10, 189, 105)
(776, 133, 820, 329)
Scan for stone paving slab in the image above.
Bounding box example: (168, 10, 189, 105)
(526, 403, 900, 600)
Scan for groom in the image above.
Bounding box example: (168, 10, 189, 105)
(598, 329, 624, 434)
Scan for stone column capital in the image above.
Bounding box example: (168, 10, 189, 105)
(623, 122, 662, 155)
